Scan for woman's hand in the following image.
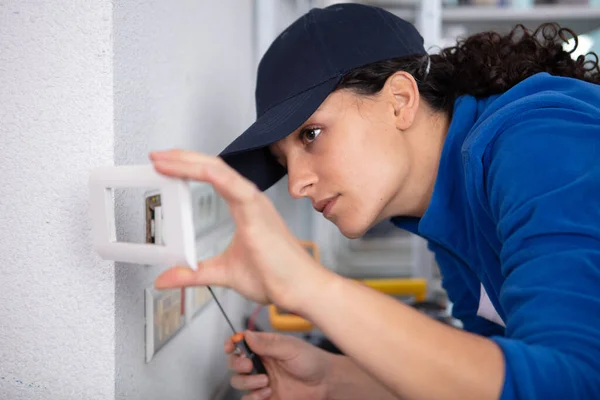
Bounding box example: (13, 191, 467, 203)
(149, 149, 334, 311)
(226, 331, 332, 400)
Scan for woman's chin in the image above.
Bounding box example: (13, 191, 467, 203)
(335, 219, 370, 240)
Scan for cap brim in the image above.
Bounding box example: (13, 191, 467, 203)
(219, 76, 341, 191)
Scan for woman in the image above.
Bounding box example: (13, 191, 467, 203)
(150, 3, 600, 400)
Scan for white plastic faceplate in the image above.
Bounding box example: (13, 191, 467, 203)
(89, 165, 197, 269)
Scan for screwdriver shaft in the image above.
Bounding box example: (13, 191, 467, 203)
(206, 286, 268, 375)
(207, 286, 237, 335)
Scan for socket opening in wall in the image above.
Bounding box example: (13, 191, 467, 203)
(144, 191, 165, 245)
(108, 187, 158, 244)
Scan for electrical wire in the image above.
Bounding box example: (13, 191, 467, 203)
(248, 304, 264, 331)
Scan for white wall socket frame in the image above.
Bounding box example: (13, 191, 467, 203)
(89, 165, 197, 269)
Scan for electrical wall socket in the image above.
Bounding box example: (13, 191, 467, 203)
(191, 183, 219, 236)
(145, 183, 233, 247)
(145, 191, 165, 245)
(190, 182, 233, 238)
(185, 286, 212, 323)
(137, 180, 238, 363)
(145, 287, 186, 363)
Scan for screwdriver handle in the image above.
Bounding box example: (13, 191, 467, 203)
(234, 337, 267, 375)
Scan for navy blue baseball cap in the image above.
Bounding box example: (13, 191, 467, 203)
(219, 3, 426, 191)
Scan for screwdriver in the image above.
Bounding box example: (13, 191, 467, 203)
(207, 286, 267, 375)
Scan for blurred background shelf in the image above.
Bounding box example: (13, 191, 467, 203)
(358, 0, 600, 51)
(444, 4, 600, 20)
(442, 5, 600, 35)
(365, 3, 600, 33)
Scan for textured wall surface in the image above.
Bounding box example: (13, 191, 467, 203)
(113, 1, 257, 399)
(0, 1, 312, 399)
(0, 1, 115, 399)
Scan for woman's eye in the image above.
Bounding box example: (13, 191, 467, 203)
(300, 127, 321, 144)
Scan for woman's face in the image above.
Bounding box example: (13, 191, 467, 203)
(269, 72, 446, 239)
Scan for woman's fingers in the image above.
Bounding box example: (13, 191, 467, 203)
(150, 151, 259, 206)
(154, 255, 229, 290)
(230, 373, 270, 391)
(226, 338, 255, 374)
(150, 149, 213, 163)
(241, 387, 273, 400)
(151, 155, 265, 233)
(154, 267, 199, 290)
(228, 354, 254, 374)
(224, 338, 235, 354)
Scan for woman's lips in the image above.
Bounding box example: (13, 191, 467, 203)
(322, 195, 339, 218)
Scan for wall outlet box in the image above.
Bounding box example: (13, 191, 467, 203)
(145, 190, 164, 245)
(145, 286, 186, 363)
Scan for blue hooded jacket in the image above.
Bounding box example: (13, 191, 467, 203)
(392, 72, 600, 399)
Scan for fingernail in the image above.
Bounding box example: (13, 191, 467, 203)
(150, 151, 167, 160)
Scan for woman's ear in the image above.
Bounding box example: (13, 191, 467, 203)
(387, 71, 420, 131)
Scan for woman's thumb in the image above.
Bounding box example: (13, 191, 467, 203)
(244, 331, 299, 359)
(154, 254, 229, 289)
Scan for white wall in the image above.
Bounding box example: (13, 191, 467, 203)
(0, 1, 115, 399)
(1, 0, 261, 399)
(112, 1, 256, 399)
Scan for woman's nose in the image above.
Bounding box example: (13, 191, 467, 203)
(287, 160, 317, 199)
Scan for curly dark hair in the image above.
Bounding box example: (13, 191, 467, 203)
(337, 23, 600, 114)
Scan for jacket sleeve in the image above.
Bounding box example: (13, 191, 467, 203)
(484, 107, 600, 399)
(430, 242, 505, 337)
